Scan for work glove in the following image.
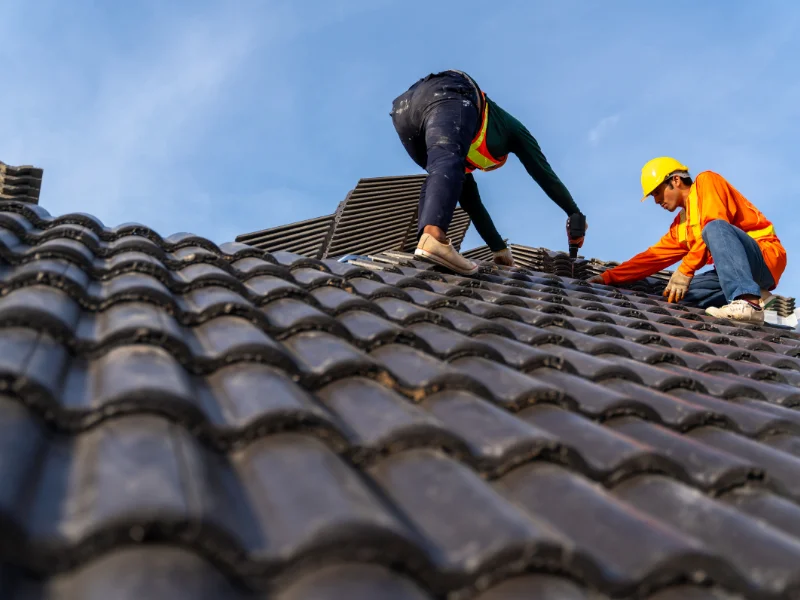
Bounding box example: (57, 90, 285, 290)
(493, 247, 515, 267)
(586, 275, 604, 284)
(663, 270, 692, 303)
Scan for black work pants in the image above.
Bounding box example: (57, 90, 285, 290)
(390, 71, 504, 249)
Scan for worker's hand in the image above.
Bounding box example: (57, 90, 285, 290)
(566, 213, 588, 248)
(586, 275, 604, 284)
(493, 247, 515, 267)
(663, 270, 692, 303)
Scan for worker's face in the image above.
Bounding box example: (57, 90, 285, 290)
(651, 178, 684, 212)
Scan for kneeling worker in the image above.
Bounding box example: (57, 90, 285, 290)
(587, 157, 787, 324)
(390, 69, 587, 275)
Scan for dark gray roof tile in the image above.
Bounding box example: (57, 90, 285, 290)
(688, 427, 800, 501)
(474, 574, 600, 600)
(282, 331, 381, 386)
(663, 364, 800, 406)
(0, 284, 82, 337)
(372, 297, 447, 326)
(520, 404, 677, 479)
(177, 285, 256, 319)
(370, 343, 488, 399)
(723, 488, 800, 541)
(243, 275, 307, 304)
(495, 463, 717, 593)
(601, 380, 730, 430)
(668, 389, 800, 437)
(259, 297, 348, 338)
(367, 449, 564, 590)
(529, 370, 650, 419)
(613, 475, 800, 597)
(201, 363, 342, 446)
(316, 377, 453, 460)
(421, 390, 562, 476)
(276, 564, 434, 600)
(347, 276, 414, 301)
(435, 306, 516, 337)
(308, 286, 379, 315)
(449, 356, 565, 410)
(648, 585, 745, 600)
(606, 418, 762, 491)
(536, 345, 643, 382)
(762, 432, 800, 457)
(406, 323, 504, 362)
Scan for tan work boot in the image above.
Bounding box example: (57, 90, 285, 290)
(493, 247, 515, 267)
(415, 233, 479, 275)
(705, 299, 765, 324)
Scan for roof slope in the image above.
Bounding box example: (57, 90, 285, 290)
(236, 175, 471, 258)
(3, 200, 800, 599)
(462, 244, 797, 320)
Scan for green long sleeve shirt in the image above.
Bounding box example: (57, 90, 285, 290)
(460, 95, 580, 250)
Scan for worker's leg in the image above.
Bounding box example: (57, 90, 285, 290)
(415, 91, 479, 239)
(701, 219, 774, 301)
(681, 270, 727, 308)
(391, 73, 481, 239)
(458, 173, 506, 251)
(390, 73, 485, 275)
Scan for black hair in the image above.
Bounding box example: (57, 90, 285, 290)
(666, 171, 693, 188)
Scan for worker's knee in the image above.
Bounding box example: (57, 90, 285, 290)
(426, 143, 465, 176)
(701, 219, 730, 244)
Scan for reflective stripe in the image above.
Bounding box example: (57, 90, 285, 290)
(681, 184, 777, 246)
(465, 92, 508, 173)
(747, 224, 776, 239)
(677, 209, 688, 247)
(687, 186, 702, 244)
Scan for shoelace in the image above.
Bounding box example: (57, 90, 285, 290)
(729, 299, 762, 314)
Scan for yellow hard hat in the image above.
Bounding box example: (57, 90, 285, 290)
(640, 156, 689, 201)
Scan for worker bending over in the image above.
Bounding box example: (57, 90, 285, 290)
(588, 157, 786, 324)
(390, 69, 587, 275)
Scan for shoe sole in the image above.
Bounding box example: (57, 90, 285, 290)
(414, 248, 479, 275)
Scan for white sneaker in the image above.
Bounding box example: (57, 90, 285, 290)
(415, 233, 479, 275)
(705, 299, 765, 324)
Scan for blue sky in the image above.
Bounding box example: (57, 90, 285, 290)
(2, 1, 799, 296)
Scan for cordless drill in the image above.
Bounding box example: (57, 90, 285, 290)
(567, 211, 586, 259)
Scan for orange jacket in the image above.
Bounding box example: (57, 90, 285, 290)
(601, 171, 787, 290)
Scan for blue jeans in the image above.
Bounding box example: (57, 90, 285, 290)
(681, 219, 775, 308)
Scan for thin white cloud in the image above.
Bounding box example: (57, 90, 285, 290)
(587, 114, 621, 146)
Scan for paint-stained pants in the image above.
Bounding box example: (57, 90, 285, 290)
(390, 71, 504, 248)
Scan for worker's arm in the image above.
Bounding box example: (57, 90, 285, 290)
(458, 173, 507, 251)
(601, 225, 686, 284)
(509, 123, 580, 216)
(675, 172, 735, 277)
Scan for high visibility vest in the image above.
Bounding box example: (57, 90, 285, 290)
(465, 92, 508, 173)
(676, 185, 777, 249)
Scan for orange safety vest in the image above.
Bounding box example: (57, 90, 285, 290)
(465, 92, 508, 173)
(676, 185, 777, 249)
